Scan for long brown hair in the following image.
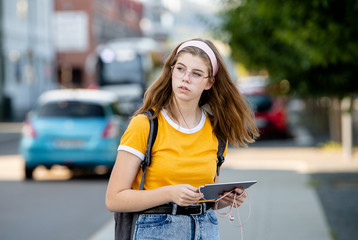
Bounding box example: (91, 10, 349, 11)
(135, 38, 259, 147)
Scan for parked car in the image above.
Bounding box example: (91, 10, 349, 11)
(20, 89, 126, 179)
(245, 93, 289, 138)
(238, 77, 289, 138)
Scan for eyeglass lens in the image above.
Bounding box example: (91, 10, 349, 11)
(172, 66, 206, 83)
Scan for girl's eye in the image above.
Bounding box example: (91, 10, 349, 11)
(192, 72, 202, 78)
(177, 67, 185, 72)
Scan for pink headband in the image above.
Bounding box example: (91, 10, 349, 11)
(176, 40, 218, 76)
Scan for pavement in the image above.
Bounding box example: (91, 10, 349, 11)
(1, 122, 358, 239)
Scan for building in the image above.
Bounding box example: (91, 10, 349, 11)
(0, 0, 173, 121)
(1, 0, 57, 121)
(54, 0, 144, 89)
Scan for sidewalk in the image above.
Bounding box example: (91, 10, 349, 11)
(225, 146, 358, 173)
(88, 147, 358, 240)
(0, 122, 23, 133)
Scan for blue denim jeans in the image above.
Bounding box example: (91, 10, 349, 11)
(133, 209, 220, 240)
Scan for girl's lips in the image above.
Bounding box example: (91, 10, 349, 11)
(179, 86, 190, 92)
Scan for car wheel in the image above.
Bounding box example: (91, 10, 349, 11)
(25, 166, 35, 180)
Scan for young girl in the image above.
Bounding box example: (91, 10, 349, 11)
(106, 38, 259, 239)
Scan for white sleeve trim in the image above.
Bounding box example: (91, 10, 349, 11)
(117, 145, 145, 160)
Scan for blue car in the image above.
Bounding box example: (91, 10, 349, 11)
(20, 89, 126, 180)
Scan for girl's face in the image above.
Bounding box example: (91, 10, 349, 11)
(171, 52, 213, 104)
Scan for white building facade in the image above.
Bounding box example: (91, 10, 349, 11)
(2, 0, 57, 120)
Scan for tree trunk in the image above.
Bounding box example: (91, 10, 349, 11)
(341, 96, 354, 160)
(329, 98, 341, 143)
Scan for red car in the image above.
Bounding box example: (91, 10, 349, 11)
(245, 93, 289, 137)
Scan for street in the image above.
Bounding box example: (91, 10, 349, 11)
(0, 133, 112, 240)
(0, 177, 111, 240)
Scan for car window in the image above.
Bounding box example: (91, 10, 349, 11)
(110, 102, 122, 116)
(37, 101, 105, 117)
(246, 95, 272, 112)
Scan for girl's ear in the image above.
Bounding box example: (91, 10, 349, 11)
(205, 77, 215, 90)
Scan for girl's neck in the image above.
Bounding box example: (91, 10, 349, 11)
(168, 97, 202, 129)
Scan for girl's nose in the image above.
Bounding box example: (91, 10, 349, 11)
(182, 70, 191, 83)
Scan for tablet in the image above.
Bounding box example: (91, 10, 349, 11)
(198, 181, 257, 201)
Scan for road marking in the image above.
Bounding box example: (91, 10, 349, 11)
(88, 219, 114, 240)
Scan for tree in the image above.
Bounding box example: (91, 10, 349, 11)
(218, 0, 358, 159)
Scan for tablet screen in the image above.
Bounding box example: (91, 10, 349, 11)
(199, 181, 257, 201)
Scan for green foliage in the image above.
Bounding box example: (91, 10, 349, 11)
(218, 0, 358, 97)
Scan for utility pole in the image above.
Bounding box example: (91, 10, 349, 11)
(0, 0, 4, 120)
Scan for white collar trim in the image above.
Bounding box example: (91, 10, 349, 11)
(161, 109, 206, 134)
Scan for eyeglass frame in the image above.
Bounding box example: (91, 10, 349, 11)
(171, 65, 211, 84)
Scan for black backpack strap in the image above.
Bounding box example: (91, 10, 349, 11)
(216, 136, 227, 177)
(141, 109, 158, 169)
(131, 109, 158, 239)
(206, 113, 227, 179)
(139, 109, 158, 189)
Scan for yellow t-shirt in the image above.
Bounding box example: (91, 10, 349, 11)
(117, 109, 227, 190)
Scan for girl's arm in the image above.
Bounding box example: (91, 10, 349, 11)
(105, 150, 203, 212)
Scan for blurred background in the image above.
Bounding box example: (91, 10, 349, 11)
(0, 0, 357, 147)
(0, 0, 357, 240)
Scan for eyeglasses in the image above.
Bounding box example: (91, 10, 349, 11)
(171, 65, 210, 84)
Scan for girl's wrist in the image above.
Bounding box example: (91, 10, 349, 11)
(160, 185, 174, 203)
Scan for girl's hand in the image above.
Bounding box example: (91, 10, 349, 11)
(168, 184, 204, 206)
(218, 188, 246, 208)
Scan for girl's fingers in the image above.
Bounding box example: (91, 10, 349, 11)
(219, 190, 247, 208)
